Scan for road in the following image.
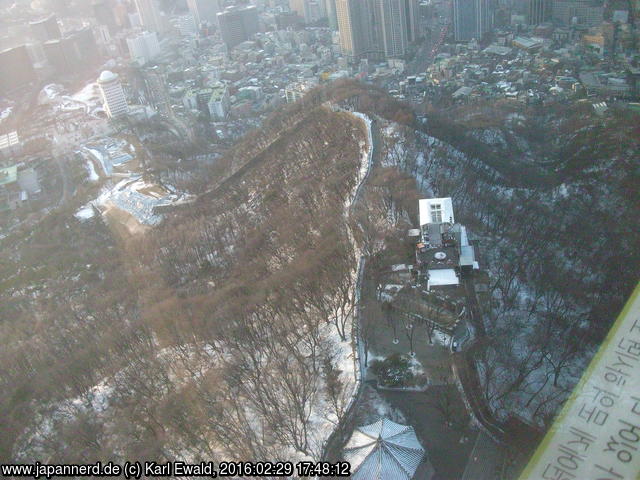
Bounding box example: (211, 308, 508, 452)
(462, 275, 486, 337)
(380, 387, 476, 479)
(53, 154, 71, 207)
(461, 432, 504, 480)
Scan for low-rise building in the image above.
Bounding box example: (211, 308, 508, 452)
(0, 131, 21, 161)
(284, 81, 315, 103)
(0, 165, 40, 211)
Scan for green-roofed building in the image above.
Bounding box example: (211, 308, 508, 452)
(0, 165, 17, 186)
(0, 165, 21, 211)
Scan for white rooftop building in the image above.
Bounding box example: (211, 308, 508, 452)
(97, 71, 128, 119)
(0, 131, 21, 158)
(416, 196, 478, 290)
(126, 31, 160, 65)
(427, 269, 459, 289)
(419, 197, 455, 227)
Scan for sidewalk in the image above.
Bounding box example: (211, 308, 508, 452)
(461, 432, 504, 480)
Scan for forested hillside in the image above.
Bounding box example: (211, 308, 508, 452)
(1, 80, 637, 464)
(0, 102, 370, 462)
(374, 95, 640, 427)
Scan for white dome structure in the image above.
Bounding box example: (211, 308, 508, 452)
(98, 70, 117, 83)
(343, 418, 426, 480)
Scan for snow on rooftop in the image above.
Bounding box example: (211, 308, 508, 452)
(419, 197, 454, 226)
(98, 70, 118, 83)
(427, 268, 459, 289)
(0, 131, 19, 150)
(74, 205, 95, 221)
(0, 107, 12, 123)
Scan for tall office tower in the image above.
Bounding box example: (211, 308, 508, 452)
(187, 0, 222, 25)
(67, 28, 100, 65)
(114, 2, 132, 29)
(528, 0, 550, 23)
(336, 0, 378, 59)
(337, 0, 415, 59)
(98, 70, 128, 118)
(453, 0, 493, 41)
(43, 29, 99, 74)
(0, 45, 36, 93)
(326, 0, 339, 29)
(43, 39, 68, 73)
(26, 42, 47, 67)
(217, 6, 259, 49)
(377, 0, 410, 57)
(29, 15, 62, 42)
(135, 0, 164, 33)
(404, 0, 419, 41)
(290, 0, 326, 23)
(93, 1, 118, 33)
(126, 31, 161, 64)
(551, 0, 603, 26)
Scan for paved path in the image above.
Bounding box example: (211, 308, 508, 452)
(380, 387, 477, 479)
(461, 432, 503, 480)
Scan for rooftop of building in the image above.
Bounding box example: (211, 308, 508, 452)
(98, 70, 118, 83)
(0, 165, 18, 187)
(0, 131, 20, 150)
(209, 84, 228, 101)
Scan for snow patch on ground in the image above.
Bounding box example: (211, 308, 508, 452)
(13, 342, 217, 462)
(74, 205, 95, 221)
(0, 106, 13, 123)
(84, 157, 100, 182)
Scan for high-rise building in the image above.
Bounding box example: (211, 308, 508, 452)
(44, 29, 100, 74)
(26, 42, 47, 67)
(43, 39, 69, 73)
(126, 31, 161, 65)
(0, 46, 36, 93)
(114, 2, 132, 29)
(187, 0, 222, 25)
(404, 0, 419, 42)
(176, 15, 198, 37)
(97, 70, 128, 118)
(529, 0, 550, 24)
(336, 0, 381, 59)
(217, 6, 260, 49)
(29, 15, 62, 42)
(290, 0, 327, 24)
(337, 0, 416, 59)
(275, 12, 304, 29)
(93, 1, 118, 33)
(326, 0, 339, 29)
(551, 0, 603, 26)
(68, 28, 99, 64)
(134, 0, 165, 33)
(377, 0, 415, 57)
(208, 83, 230, 119)
(452, 0, 493, 41)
